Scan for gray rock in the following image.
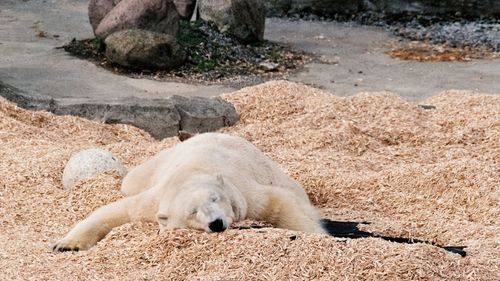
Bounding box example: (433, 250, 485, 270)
(1, 80, 239, 139)
(105, 29, 186, 70)
(259, 62, 279, 71)
(173, 0, 196, 18)
(171, 95, 239, 133)
(198, 0, 266, 43)
(88, 0, 122, 33)
(53, 96, 238, 139)
(0, 81, 55, 110)
(95, 0, 179, 38)
(62, 148, 127, 189)
(54, 99, 182, 139)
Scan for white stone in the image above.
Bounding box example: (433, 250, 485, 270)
(62, 148, 127, 189)
(258, 62, 279, 71)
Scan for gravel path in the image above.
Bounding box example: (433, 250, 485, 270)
(390, 21, 500, 51)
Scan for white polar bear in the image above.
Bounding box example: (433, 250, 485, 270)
(53, 133, 326, 251)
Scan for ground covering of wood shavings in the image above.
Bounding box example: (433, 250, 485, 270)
(0, 81, 498, 280)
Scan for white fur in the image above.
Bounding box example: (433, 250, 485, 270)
(53, 133, 326, 251)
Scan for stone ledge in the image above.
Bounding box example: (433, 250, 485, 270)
(0, 81, 238, 139)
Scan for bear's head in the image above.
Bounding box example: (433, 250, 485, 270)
(156, 175, 239, 233)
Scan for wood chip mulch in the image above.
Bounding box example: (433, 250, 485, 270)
(0, 81, 498, 280)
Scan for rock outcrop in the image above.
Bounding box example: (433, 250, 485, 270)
(90, 0, 179, 38)
(105, 29, 186, 70)
(198, 0, 266, 43)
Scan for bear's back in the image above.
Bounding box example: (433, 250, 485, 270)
(123, 133, 309, 201)
(168, 133, 309, 199)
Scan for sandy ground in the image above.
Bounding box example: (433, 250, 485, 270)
(0, 81, 499, 280)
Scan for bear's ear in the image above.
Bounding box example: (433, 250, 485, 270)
(156, 213, 169, 226)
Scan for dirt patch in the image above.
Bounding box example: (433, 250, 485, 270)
(388, 41, 499, 61)
(0, 81, 499, 280)
(60, 21, 310, 87)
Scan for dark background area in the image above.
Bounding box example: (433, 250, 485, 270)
(267, 0, 500, 21)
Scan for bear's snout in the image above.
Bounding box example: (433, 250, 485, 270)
(208, 218, 226, 232)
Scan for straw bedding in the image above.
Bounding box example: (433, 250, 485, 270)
(0, 81, 498, 280)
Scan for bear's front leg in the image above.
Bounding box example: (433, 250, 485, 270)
(53, 193, 155, 251)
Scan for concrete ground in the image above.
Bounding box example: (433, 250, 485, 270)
(0, 0, 232, 105)
(266, 18, 500, 100)
(0, 0, 498, 107)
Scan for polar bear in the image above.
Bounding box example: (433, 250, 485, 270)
(53, 133, 326, 251)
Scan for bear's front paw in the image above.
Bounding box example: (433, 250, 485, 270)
(52, 236, 91, 252)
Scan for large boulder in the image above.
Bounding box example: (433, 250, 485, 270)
(95, 0, 180, 38)
(198, 0, 266, 43)
(88, 0, 122, 32)
(105, 29, 186, 70)
(171, 95, 239, 133)
(173, 0, 196, 18)
(53, 95, 239, 139)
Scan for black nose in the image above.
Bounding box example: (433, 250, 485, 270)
(208, 218, 226, 232)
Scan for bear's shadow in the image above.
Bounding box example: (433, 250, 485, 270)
(239, 219, 466, 257)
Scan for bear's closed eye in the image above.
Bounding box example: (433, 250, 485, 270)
(157, 214, 169, 221)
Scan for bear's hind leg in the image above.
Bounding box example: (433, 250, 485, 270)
(258, 187, 326, 235)
(121, 156, 158, 196)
